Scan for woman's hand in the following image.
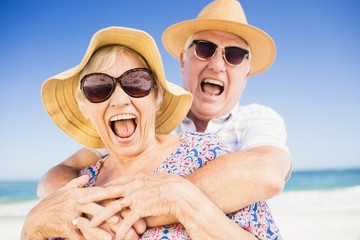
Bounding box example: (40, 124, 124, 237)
(78, 173, 258, 240)
(78, 174, 192, 239)
(76, 198, 146, 240)
(21, 175, 112, 240)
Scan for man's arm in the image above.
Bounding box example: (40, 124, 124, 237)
(38, 145, 290, 226)
(186, 145, 291, 213)
(78, 174, 257, 240)
(146, 145, 291, 227)
(37, 148, 100, 199)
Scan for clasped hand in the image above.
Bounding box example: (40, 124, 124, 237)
(76, 173, 186, 240)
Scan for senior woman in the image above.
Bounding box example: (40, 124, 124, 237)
(21, 26, 281, 240)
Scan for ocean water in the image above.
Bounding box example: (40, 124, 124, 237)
(0, 181, 38, 204)
(1, 168, 360, 204)
(284, 168, 360, 191)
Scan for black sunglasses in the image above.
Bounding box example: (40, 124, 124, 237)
(189, 40, 249, 66)
(80, 68, 154, 103)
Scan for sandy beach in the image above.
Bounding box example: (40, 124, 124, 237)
(268, 186, 360, 239)
(0, 200, 39, 240)
(1, 187, 360, 240)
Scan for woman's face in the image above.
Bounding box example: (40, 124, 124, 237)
(80, 50, 158, 158)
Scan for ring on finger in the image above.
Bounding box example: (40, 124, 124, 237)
(72, 217, 79, 228)
(118, 198, 126, 210)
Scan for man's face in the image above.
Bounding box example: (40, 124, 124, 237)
(180, 30, 251, 121)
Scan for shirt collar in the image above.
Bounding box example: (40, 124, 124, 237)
(184, 102, 240, 124)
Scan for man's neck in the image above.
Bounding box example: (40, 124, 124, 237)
(187, 111, 209, 133)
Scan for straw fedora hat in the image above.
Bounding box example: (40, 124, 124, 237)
(162, 0, 276, 75)
(41, 26, 192, 148)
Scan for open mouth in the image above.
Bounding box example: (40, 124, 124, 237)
(200, 78, 224, 96)
(110, 114, 137, 139)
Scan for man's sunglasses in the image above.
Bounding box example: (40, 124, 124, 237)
(80, 68, 154, 103)
(189, 40, 249, 66)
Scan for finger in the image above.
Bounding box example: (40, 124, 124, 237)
(115, 209, 141, 240)
(65, 220, 86, 240)
(124, 228, 140, 240)
(108, 219, 139, 240)
(62, 175, 90, 190)
(80, 175, 151, 204)
(79, 185, 128, 204)
(65, 217, 85, 240)
(90, 198, 128, 227)
(77, 202, 119, 224)
(76, 216, 113, 240)
(77, 202, 104, 216)
(120, 208, 146, 235)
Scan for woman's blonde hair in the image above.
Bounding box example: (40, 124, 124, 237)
(76, 45, 164, 113)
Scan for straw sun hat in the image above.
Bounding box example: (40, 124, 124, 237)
(41, 26, 192, 148)
(162, 0, 276, 75)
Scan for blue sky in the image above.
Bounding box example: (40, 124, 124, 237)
(1, 0, 359, 180)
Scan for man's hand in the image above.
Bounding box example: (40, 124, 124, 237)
(76, 197, 146, 240)
(22, 175, 105, 239)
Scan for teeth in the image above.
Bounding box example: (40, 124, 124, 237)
(110, 114, 136, 121)
(203, 78, 224, 86)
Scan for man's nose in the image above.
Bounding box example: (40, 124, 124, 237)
(207, 48, 227, 73)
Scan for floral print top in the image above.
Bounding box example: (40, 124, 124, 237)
(52, 132, 282, 239)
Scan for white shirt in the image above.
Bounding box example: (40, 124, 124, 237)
(173, 103, 290, 154)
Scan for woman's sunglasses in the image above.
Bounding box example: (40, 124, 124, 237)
(80, 68, 154, 103)
(189, 40, 249, 66)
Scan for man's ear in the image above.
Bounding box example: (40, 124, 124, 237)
(179, 51, 185, 74)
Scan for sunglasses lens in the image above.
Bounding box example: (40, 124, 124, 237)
(193, 40, 248, 66)
(195, 41, 216, 60)
(120, 69, 152, 98)
(225, 47, 248, 65)
(82, 74, 114, 103)
(81, 69, 153, 103)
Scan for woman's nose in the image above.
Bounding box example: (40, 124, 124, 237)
(109, 85, 131, 107)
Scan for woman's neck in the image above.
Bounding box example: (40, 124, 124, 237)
(96, 134, 181, 186)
